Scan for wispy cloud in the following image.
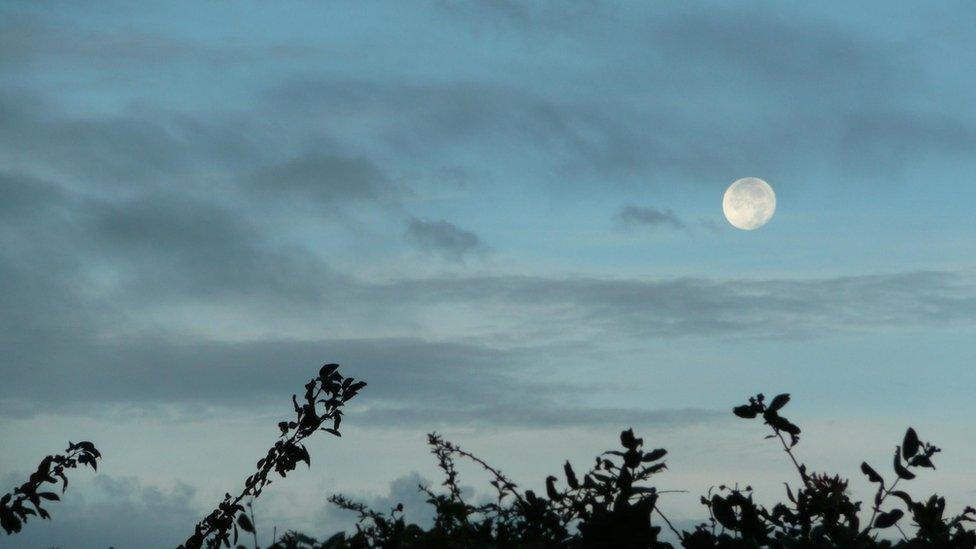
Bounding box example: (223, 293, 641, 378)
(406, 218, 487, 261)
(615, 204, 686, 231)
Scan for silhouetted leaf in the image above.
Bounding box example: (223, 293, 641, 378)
(893, 449, 916, 480)
(874, 508, 904, 529)
(319, 363, 340, 381)
(784, 483, 796, 504)
(733, 405, 757, 419)
(889, 490, 915, 508)
(861, 462, 884, 484)
(545, 476, 561, 501)
(564, 461, 579, 490)
(1, 509, 22, 534)
(903, 428, 920, 460)
(642, 448, 667, 462)
(236, 513, 254, 533)
(711, 495, 737, 530)
(620, 429, 638, 450)
(765, 413, 800, 436)
(910, 454, 935, 469)
(768, 393, 790, 413)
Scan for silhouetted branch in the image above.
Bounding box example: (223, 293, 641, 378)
(1, 441, 101, 535)
(318, 391, 976, 547)
(180, 363, 365, 548)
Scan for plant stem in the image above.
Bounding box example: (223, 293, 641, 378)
(863, 477, 900, 536)
(655, 507, 683, 541)
(248, 499, 259, 549)
(773, 428, 810, 489)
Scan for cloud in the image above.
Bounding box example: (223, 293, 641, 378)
(616, 204, 686, 231)
(248, 154, 400, 208)
(0, 475, 199, 548)
(320, 472, 436, 536)
(384, 271, 976, 339)
(3, 171, 976, 421)
(356, 404, 722, 430)
(0, 329, 723, 431)
(405, 218, 487, 260)
(3, 169, 976, 425)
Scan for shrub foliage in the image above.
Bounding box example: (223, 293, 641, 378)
(276, 393, 975, 548)
(0, 441, 101, 535)
(180, 363, 366, 549)
(4, 365, 975, 548)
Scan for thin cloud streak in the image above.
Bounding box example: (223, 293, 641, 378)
(616, 204, 686, 231)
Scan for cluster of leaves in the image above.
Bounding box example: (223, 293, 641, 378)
(277, 392, 975, 549)
(5, 381, 976, 548)
(0, 441, 101, 535)
(684, 393, 976, 547)
(310, 428, 674, 548)
(180, 363, 366, 549)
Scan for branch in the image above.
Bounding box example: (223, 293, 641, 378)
(1, 442, 101, 535)
(180, 363, 365, 548)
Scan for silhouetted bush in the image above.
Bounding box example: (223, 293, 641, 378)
(5, 368, 975, 548)
(0, 441, 101, 534)
(278, 392, 975, 548)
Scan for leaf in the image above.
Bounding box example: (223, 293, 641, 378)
(902, 428, 920, 460)
(861, 462, 884, 484)
(893, 449, 916, 480)
(910, 454, 935, 469)
(620, 429, 638, 450)
(349, 381, 367, 391)
(236, 512, 255, 533)
(1, 507, 23, 534)
(37, 492, 59, 501)
(74, 441, 97, 454)
(768, 393, 790, 413)
(874, 508, 904, 529)
(545, 476, 561, 501)
(591, 473, 612, 484)
(889, 490, 915, 508)
(564, 461, 579, 489)
(319, 363, 340, 381)
(297, 445, 311, 467)
(642, 463, 667, 475)
(784, 483, 796, 504)
(711, 495, 738, 530)
(642, 448, 667, 462)
(732, 405, 757, 419)
(56, 470, 69, 493)
(765, 413, 801, 436)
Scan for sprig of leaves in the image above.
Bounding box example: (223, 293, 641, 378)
(1, 441, 101, 535)
(180, 363, 365, 548)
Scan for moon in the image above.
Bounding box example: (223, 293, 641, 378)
(723, 177, 776, 230)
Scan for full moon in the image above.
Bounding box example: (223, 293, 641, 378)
(723, 177, 776, 230)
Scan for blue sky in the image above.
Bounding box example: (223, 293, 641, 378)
(2, 1, 976, 546)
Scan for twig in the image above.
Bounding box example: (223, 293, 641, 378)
(655, 507, 683, 541)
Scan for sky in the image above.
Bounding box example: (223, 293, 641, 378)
(2, 1, 976, 546)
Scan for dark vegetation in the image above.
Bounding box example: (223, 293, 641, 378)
(3, 364, 975, 547)
(0, 441, 101, 535)
(181, 364, 366, 549)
